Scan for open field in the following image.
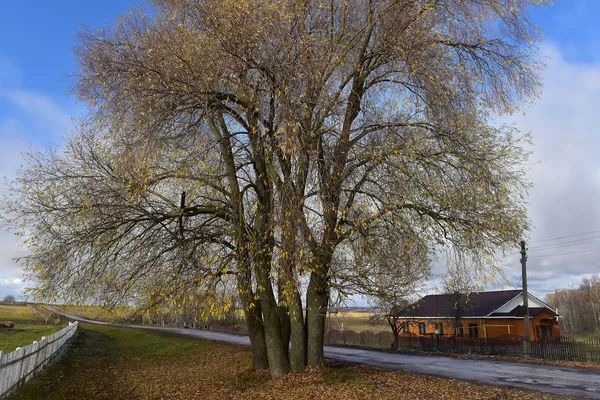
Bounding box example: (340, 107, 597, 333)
(0, 304, 45, 323)
(57, 305, 135, 323)
(0, 304, 64, 353)
(8, 323, 567, 400)
(327, 311, 388, 334)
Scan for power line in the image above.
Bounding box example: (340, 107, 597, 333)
(530, 229, 600, 244)
(527, 246, 600, 259)
(528, 235, 600, 251)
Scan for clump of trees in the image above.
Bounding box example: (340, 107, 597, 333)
(2, 295, 15, 303)
(546, 275, 600, 335)
(2, 0, 546, 378)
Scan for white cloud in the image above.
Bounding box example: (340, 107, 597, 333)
(0, 276, 27, 300)
(0, 89, 73, 141)
(503, 45, 600, 298)
(0, 65, 73, 300)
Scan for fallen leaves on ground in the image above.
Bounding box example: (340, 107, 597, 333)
(8, 324, 575, 400)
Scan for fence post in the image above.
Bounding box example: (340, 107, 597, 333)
(24, 341, 39, 384)
(39, 337, 48, 368)
(0, 351, 4, 395)
(14, 347, 24, 390)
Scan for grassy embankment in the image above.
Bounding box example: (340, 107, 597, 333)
(0, 304, 64, 353)
(58, 304, 134, 323)
(7, 322, 565, 400)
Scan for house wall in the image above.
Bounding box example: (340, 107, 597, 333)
(397, 311, 560, 340)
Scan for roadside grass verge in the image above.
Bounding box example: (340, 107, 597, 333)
(8, 323, 567, 400)
(0, 324, 65, 353)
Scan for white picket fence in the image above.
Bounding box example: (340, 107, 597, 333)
(0, 321, 78, 398)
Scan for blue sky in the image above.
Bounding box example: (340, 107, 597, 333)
(1, 1, 599, 300)
(533, 0, 600, 63)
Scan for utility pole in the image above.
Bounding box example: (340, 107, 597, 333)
(521, 240, 530, 357)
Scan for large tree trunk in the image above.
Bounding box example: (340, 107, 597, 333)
(237, 257, 269, 370)
(244, 303, 269, 370)
(278, 292, 291, 359)
(306, 269, 329, 366)
(278, 182, 307, 373)
(256, 263, 290, 378)
(288, 293, 306, 372)
(245, 113, 290, 378)
(215, 115, 269, 370)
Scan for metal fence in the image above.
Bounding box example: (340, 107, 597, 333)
(325, 328, 600, 362)
(0, 321, 78, 398)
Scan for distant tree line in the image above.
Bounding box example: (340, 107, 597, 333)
(2, 295, 15, 303)
(545, 275, 600, 335)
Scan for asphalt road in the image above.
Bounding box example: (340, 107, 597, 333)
(48, 306, 600, 399)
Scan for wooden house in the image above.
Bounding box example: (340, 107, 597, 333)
(395, 290, 560, 341)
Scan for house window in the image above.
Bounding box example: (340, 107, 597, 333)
(437, 323, 444, 335)
(535, 325, 541, 340)
(419, 322, 426, 335)
(455, 324, 463, 337)
(402, 322, 409, 333)
(469, 323, 479, 338)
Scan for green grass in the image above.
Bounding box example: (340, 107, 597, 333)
(327, 311, 388, 333)
(0, 324, 64, 353)
(0, 304, 45, 323)
(564, 333, 600, 342)
(58, 305, 135, 323)
(0, 304, 64, 353)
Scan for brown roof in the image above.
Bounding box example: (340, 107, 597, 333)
(398, 290, 523, 318)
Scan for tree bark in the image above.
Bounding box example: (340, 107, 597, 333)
(306, 268, 329, 366)
(278, 296, 291, 359)
(288, 292, 306, 372)
(388, 316, 399, 350)
(256, 262, 290, 378)
(213, 114, 269, 370)
(244, 303, 269, 370)
(278, 181, 307, 372)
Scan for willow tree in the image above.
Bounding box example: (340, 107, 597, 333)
(3, 0, 547, 378)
